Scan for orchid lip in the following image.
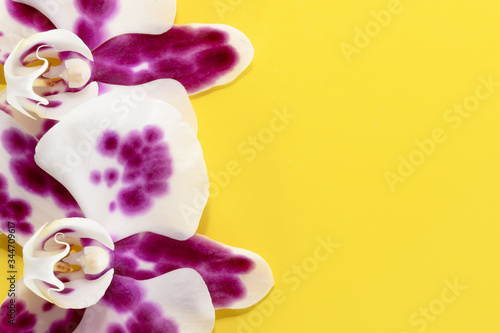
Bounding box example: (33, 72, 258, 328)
(22, 218, 115, 309)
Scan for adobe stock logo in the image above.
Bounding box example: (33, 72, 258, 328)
(214, 0, 245, 20)
(178, 107, 295, 222)
(340, 0, 404, 63)
(385, 75, 500, 192)
(236, 236, 340, 332)
(209, 107, 295, 198)
(399, 278, 467, 333)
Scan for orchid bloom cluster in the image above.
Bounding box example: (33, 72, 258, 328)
(0, 1, 273, 332)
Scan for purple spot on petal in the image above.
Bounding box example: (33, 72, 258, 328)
(90, 170, 102, 185)
(104, 168, 119, 188)
(75, 18, 105, 50)
(73, 0, 118, 49)
(0, 175, 7, 191)
(58, 287, 75, 295)
(109, 201, 116, 212)
(42, 91, 60, 97)
(50, 181, 80, 210)
(9, 158, 48, 195)
(45, 100, 62, 108)
(17, 222, 34, 235)
(2, 128, 29, 155)
(43, 302, 55, 312)
(117, 186, 151, 215)
(5, 200, 31, 221)
(144, 181, 168, 196)
(75, 0, 117, 20)
(0, 103, 11, 115)
(36, 119, 58, 139)
(107, 324, 127, 333)
(142, 125, 164, 143)
(97, 130, 120, 157)
(48, 309, 85, 333)
(103, 276, 143, 312)
(118, 132, 144, 165)
(0, 299, 36, 331)
(123, 169, 140, 183)
(66, 210, 85, 218)
(0, 174, 35, 236)
(0, 192, 8, 205)
(126, 302, 178, 333)
(143, 158, 172, 183)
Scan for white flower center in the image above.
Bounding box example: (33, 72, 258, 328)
(60, 58, 93, 89)
(77, 246, 111, 275)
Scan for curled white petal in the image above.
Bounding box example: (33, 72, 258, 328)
(23, 223, 70, 302)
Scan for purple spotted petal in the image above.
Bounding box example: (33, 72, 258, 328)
(14, 0, 176, 49)
(93, 24, 254, 94)
(0, 111, 82, 246)
(35, 91, 208, 242)
(1, 277, 85, 332)
(0, 0, 55, 64)
(73, 269, 214, 332)
(114, 233, 274, 309)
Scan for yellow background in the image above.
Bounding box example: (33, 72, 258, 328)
(2, 0, 500, 332)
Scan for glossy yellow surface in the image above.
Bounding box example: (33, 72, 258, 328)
(2, 0, 500, 332)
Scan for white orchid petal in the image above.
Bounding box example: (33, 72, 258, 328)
(35, 92, 208, 242)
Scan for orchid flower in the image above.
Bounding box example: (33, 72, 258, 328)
(0, 0, 253, 120)
(0, 91, 273, 332)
